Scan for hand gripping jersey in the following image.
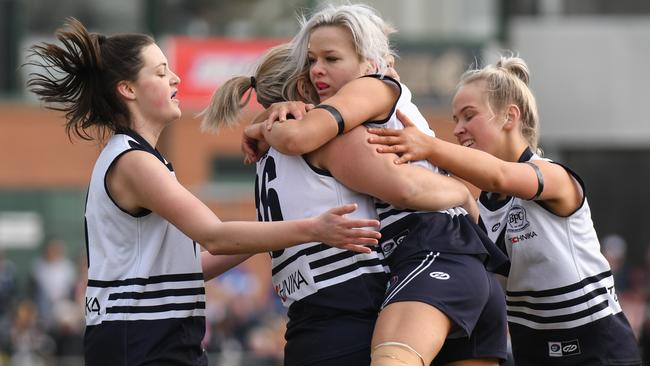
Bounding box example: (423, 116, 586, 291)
(364, 75, 466, 231)
(361, 77, 510, 356)
(255, 150, 388, 365)
(363, 76, 503, 267)
(84, 130, 206, 366)
(478, 148, 640, 364)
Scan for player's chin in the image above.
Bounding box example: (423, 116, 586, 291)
(170, 108, 182, 120)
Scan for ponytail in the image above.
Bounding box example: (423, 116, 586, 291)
(26, 17, 154, 141)
(200, 76, 255, 132)
(200, 43, 313, 132)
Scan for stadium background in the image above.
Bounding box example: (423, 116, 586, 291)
(0, 0, 648, 364)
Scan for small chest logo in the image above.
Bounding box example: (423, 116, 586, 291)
(491, 222, 501, 232)
(548, 339, 581, 357)
(381, 230, 409, 258)
(506, 205, 530, 232)
(429, 272, 450, 280)
(381, 240, 397, 258)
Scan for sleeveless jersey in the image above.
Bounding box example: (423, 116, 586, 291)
(255, 150, 388, 365)
(363, 76, 500, 266)
(255, 151, 387, 309)
(478, 148, 640, 363)
(84, 130, 206, 365)
(364, 75, 466, 231)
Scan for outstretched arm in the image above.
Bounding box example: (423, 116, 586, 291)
(311, 126, 475, 215)
(368, 110, 581, 215)
(251, 77, 398, 156)
(109, 151, 381, 255)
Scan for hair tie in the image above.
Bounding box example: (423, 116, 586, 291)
(250, 76, 256, 90)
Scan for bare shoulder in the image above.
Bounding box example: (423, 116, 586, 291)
(341, 76, 397, 94)
(531, 159, 582, 214)
(112, 149, 170, 182)
(108, 150, 178, 213)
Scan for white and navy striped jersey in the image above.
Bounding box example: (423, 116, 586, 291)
(84, 130, 206, 365)
(255, 149, 389, 365)
(478, 148, 621, 330)
(363, 76, 471, 260)
(364, 76, 466, 232)
(478, 148, 640, 363)
(255, 151, 387, 309)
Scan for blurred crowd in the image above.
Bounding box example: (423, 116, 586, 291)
(0, 236, 647, 366)
(600, 234, 650, 361)
(0, 240, 287, 366)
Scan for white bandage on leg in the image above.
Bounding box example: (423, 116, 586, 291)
(371, 341, 425, 366)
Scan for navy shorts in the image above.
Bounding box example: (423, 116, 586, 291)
(298, 347, 370, 366)
(509, 313, 641, 366)
(383, 251, 505, 338)
(432, 272, 508, 365)
(284, 311, 377, 366)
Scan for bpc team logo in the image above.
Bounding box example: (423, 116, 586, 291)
(506, 205, 530, 232)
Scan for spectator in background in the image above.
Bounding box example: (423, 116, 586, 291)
(0, 251, 17, 362)
(0, 251, 16, 316)
(6, 299, 55, 366)
(29, 239, 76, 332)
(601, 234, 648, 340)
(244, 315, 286, 366)
(203, 266, 277, 364)
(601, 234, 631, 293)
(50, 300, 84, 363)
(639, 246, 650, 363)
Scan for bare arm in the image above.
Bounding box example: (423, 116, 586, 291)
(242, 101, 314, 164)
(256, 77, 398, 155)
(108, 151, 381, 255)
(368, 110, 581, 215)
(201, 252, 252, 281)
(310, 126, 474, 213)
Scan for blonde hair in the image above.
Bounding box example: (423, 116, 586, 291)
(282, 3, 396, 97)
(459, 55, 541, 154)
(200, 43, 317, 132)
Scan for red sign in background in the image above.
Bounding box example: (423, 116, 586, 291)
(167, 37, 287, 110)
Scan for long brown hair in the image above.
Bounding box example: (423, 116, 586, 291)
(26, 17, 154, 141)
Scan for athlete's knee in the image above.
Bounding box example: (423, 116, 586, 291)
(371, 342, 425, 366)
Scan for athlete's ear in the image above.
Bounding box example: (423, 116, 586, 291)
(503, 104, 521, 131)
(364, 60, 377, 75)
(117, 80, 136, 101)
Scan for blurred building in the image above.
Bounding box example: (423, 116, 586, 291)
(0, 0, 649, 288)
(1, 1, 649, 364)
